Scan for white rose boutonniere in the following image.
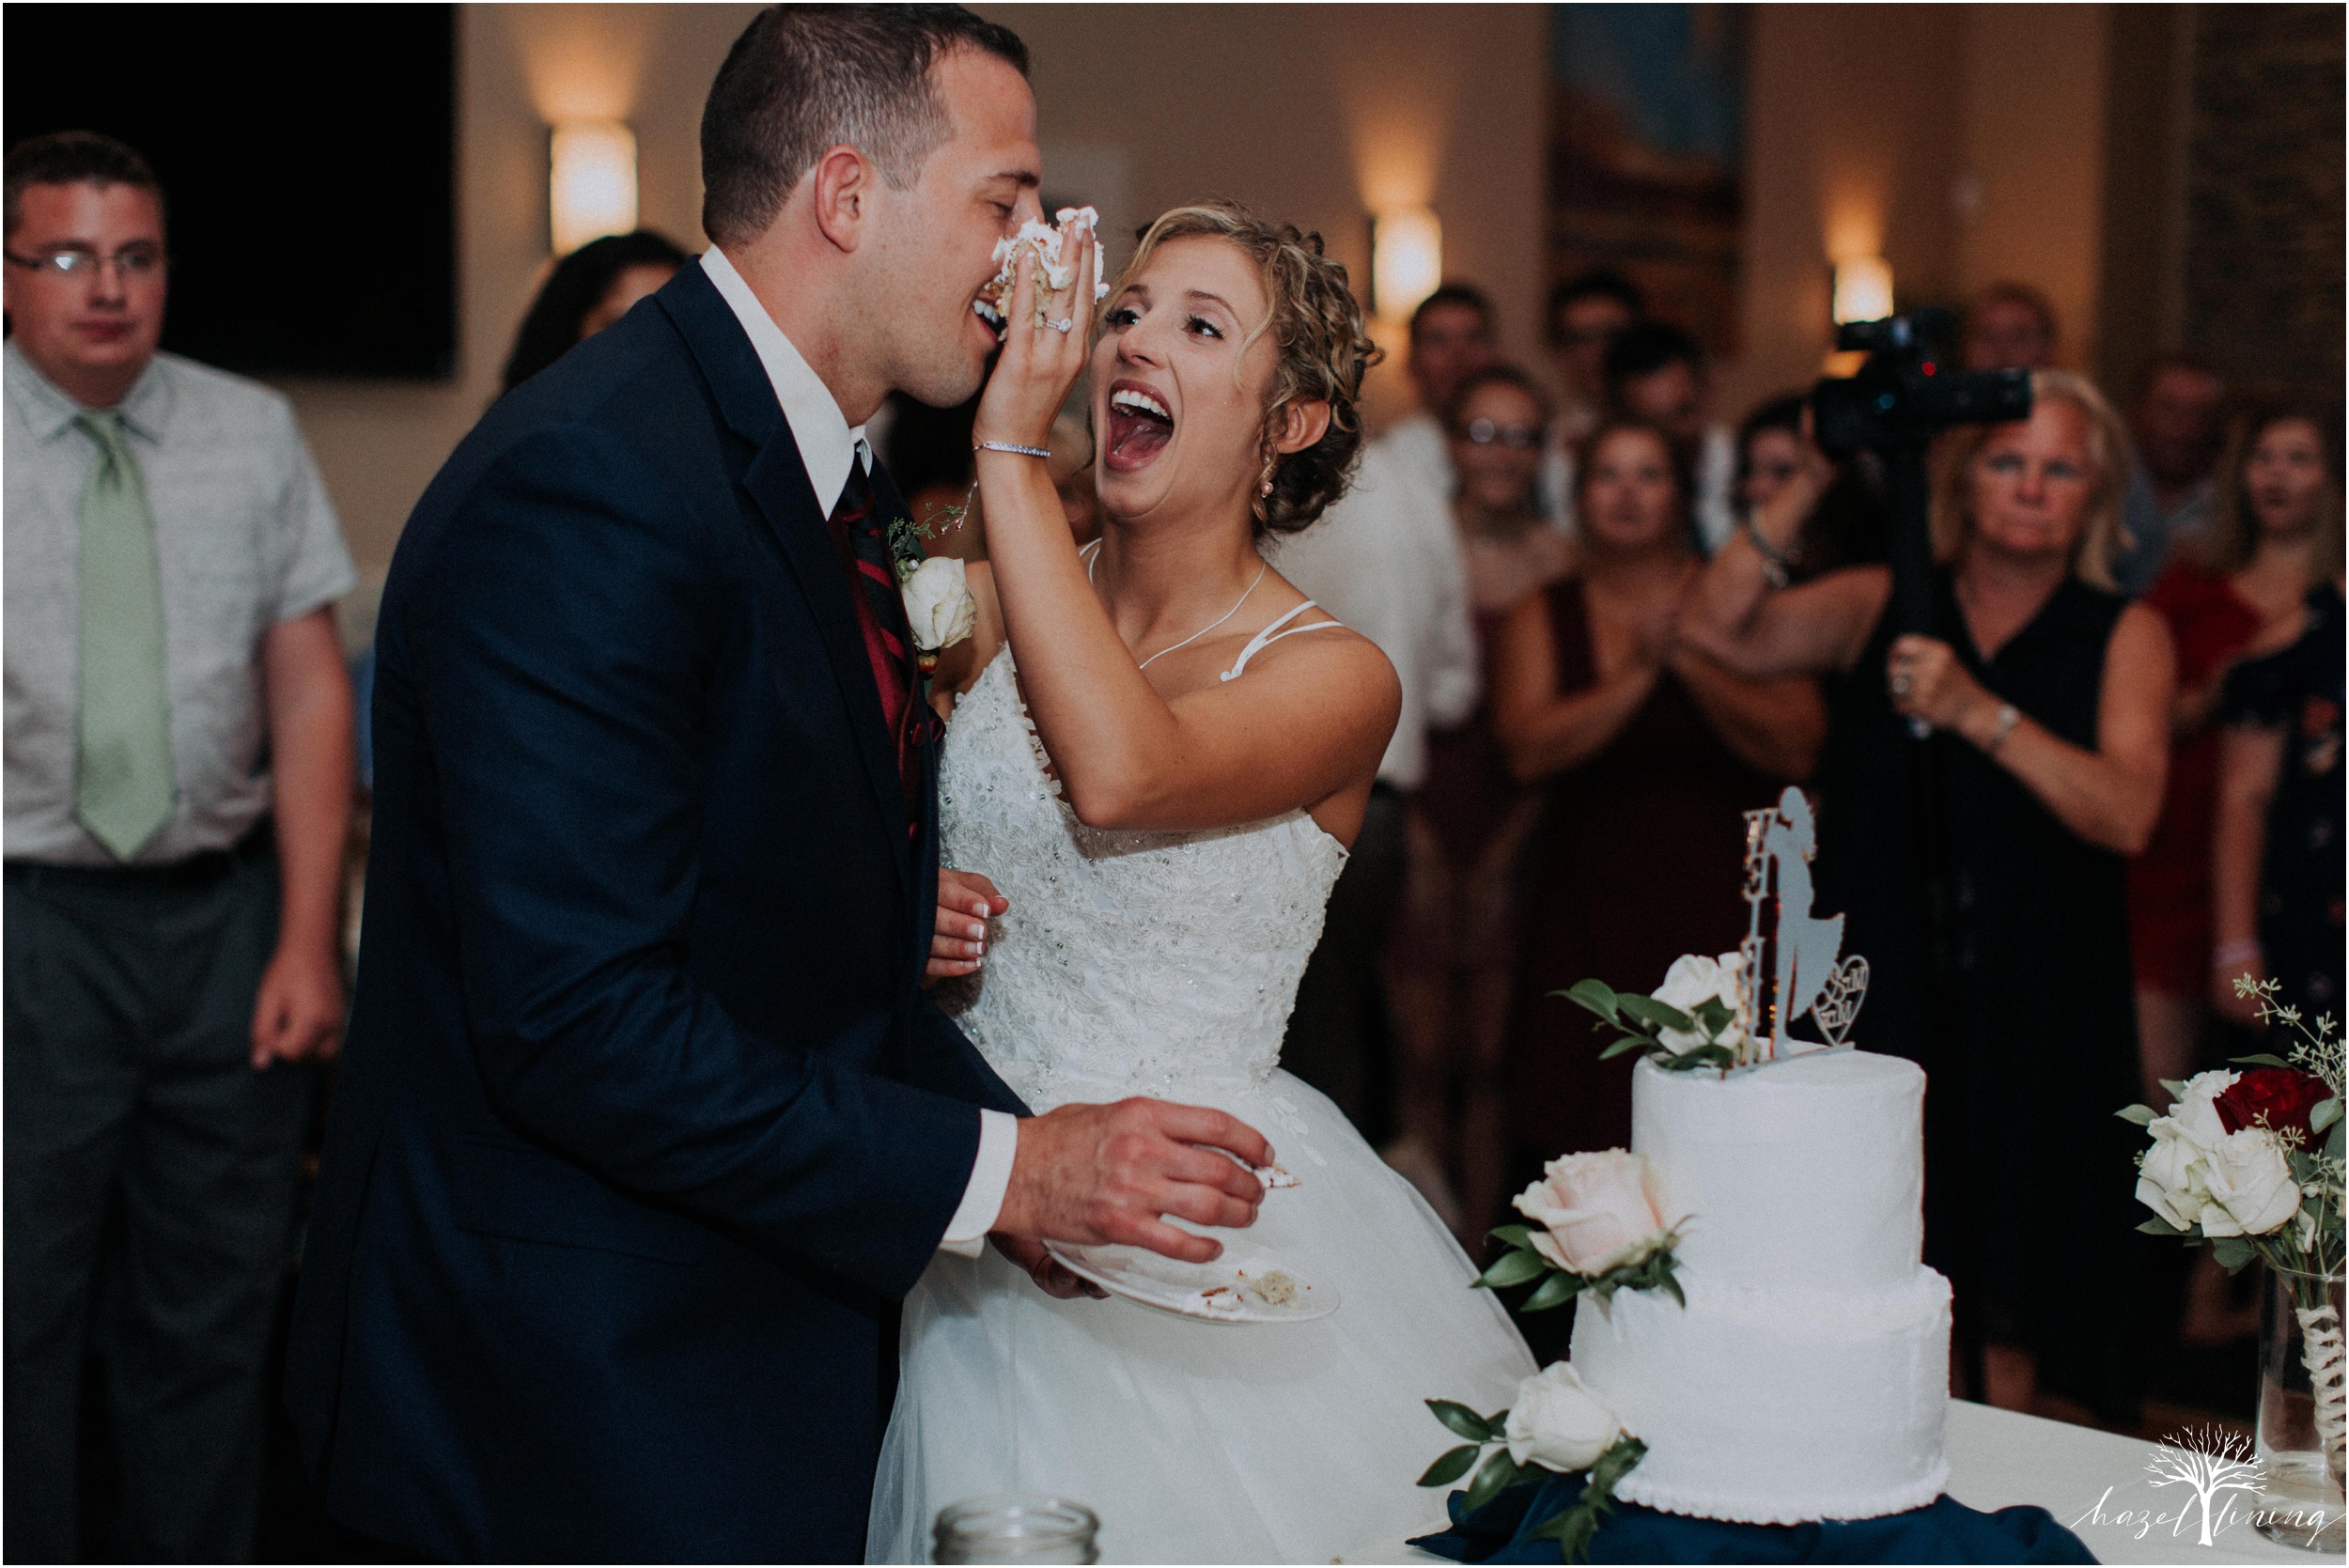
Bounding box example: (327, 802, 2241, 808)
(899, 554, 976, 659)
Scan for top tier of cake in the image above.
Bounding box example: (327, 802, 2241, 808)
(1631, 1048, 1923, 1295)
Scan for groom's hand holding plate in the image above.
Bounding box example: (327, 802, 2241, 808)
(992, 1098, 1272, 1265)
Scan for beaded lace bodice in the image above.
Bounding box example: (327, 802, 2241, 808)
(937, 650, 1346, 1110)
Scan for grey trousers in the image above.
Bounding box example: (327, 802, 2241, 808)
(5, 845, 311, 1563)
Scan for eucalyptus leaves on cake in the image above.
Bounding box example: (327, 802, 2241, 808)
(1557, 953, 1752, 1074)
(1416, 1365, 1647, 1563)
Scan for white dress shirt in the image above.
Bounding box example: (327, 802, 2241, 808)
(1271, 438, 1478, 790)
(704, 246, 1016, 1258)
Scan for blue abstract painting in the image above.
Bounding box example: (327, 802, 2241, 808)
(1549, 4, 1746, 351)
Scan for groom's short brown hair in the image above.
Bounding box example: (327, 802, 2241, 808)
(701, 5, 1029, 246)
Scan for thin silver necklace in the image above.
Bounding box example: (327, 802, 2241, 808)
(1084, 540, 1269, 670)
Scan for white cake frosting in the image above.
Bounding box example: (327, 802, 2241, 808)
(1570, 1049, 1952, 1525)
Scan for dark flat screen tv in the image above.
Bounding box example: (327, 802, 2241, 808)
(5, 4, 457, 380)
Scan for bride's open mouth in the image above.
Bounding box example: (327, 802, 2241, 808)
(1104, 380, 1174, 472)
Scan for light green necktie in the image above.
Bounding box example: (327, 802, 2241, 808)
(73, 411, 176, 860)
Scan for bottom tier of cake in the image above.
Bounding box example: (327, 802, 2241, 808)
(1568, 1268, 1952, 1526)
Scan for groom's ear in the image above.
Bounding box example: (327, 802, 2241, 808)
(807, 144, 874, 255)
(1273, 398, 1331, 457)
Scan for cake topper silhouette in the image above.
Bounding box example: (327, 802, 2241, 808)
(1737, 786, 1869, 1067)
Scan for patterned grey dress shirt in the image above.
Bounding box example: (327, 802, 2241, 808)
(5, 342, 357, 865)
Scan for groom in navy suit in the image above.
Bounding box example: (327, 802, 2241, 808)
(286, 8, 1272, 1560)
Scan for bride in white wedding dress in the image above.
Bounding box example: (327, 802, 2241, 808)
(867, 202, 1535, 1565)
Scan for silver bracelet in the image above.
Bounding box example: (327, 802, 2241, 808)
(974, 440, 1052, 459)
(1985, 702, 2021, 754)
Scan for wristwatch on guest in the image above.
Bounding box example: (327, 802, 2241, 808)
(1983, 702, 2021, 754)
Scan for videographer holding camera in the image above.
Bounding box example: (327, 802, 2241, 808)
(1680, 352, 2175, 1428)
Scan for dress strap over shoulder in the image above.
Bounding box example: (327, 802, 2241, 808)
(1220, 600, 1345, 682)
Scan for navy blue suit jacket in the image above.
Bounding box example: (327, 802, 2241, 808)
(285, 261, 1025, 1562)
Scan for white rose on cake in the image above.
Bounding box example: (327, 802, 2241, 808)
(1651, 951, 1749, 1053)
(1504, 1362, 1625, 1472)
(900, 555, 977, 653)
(1513, 1150, 1678, 1276)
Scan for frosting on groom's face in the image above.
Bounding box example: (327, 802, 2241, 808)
(868, 46, 1042, 410)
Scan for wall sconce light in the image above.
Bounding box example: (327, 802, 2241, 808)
(1830, 256, 1894, 325)
(550, 119, 638, 256)
(1371, 208, 1442, 318)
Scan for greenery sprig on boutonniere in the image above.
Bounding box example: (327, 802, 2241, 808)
(1416, 1369, 1647, 1564)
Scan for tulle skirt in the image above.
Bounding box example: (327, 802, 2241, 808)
(867, 1070, 1537, 1564)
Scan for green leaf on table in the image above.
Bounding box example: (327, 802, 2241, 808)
(1598, 1034, 1656, 1061)
(1487, 1223, 1533, 1250)
(2115, 1105, 2156, 1126)
(1522, 1271, 1583, 1312)
(1427, 1399, 1497, 1442)
(1616, 995, 1693, 1032)
(1556, 980, 1621, 1023)
(1464, 1446, 1531, 1513)
(1476, 1248, 1550, 1290)
(1417, 1443, 1481, 1488)
(2137, 1216, 2188, 1237)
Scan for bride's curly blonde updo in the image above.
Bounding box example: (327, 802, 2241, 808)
(1115, 200, 1383, 537)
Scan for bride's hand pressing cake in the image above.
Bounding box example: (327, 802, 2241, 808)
(964, 205, 1398, 847)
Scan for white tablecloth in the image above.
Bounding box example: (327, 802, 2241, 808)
(1377, 1402, 2327, 1564)
(1944, 1401, 2322, 1565)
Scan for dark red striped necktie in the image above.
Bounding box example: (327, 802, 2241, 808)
(829, 457, 939, 817)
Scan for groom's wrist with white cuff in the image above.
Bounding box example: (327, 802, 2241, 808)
(938, 1109, 1019, 1258)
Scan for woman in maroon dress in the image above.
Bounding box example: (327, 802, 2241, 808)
(1491, 419, 1824, 1190)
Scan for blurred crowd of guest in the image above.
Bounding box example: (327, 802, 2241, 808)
(1275, 269, 2342, 1424)
(3, 113, 2340, 1563)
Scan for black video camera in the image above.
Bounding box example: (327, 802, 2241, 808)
(1810, 308, 2030, 454)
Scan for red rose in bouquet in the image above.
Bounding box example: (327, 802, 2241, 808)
(2214, 1066, 2329, 1141)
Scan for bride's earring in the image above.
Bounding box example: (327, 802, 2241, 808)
(1253, 455, 1278, 521)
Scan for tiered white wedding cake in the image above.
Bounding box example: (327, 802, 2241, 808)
(1568, 1048, 1952, 1525)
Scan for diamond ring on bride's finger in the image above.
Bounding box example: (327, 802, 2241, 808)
(1048, 318, 1074, 334)
(1890, 673, 1912, 696)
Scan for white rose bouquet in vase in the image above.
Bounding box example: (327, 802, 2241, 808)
(2123, 978, 2343, 1545)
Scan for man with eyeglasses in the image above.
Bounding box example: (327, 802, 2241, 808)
(3, 130, 356, 1562)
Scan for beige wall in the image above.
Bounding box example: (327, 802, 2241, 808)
(280, 3, 2119, 616)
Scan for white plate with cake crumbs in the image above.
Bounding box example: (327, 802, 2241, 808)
(1043, 1236, 1338, 1325)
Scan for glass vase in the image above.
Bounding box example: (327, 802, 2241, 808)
(933, 1493, 1100, 1564)
(2252, 1264, 2346, 1554)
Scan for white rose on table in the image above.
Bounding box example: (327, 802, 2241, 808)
(2198, 1126, 2301, 1236)
(1513, 1150, 1677, 1276)
(2170, 1068, 2240, 1150)
(2135, 1117, 2213, 1231)
(1505, 1362, 1625, 1473)
(900, 555, 977, 653)
(1652, 951, 1747, 1053)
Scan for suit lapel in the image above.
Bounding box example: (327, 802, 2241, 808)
(657, 263, 912, 880)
